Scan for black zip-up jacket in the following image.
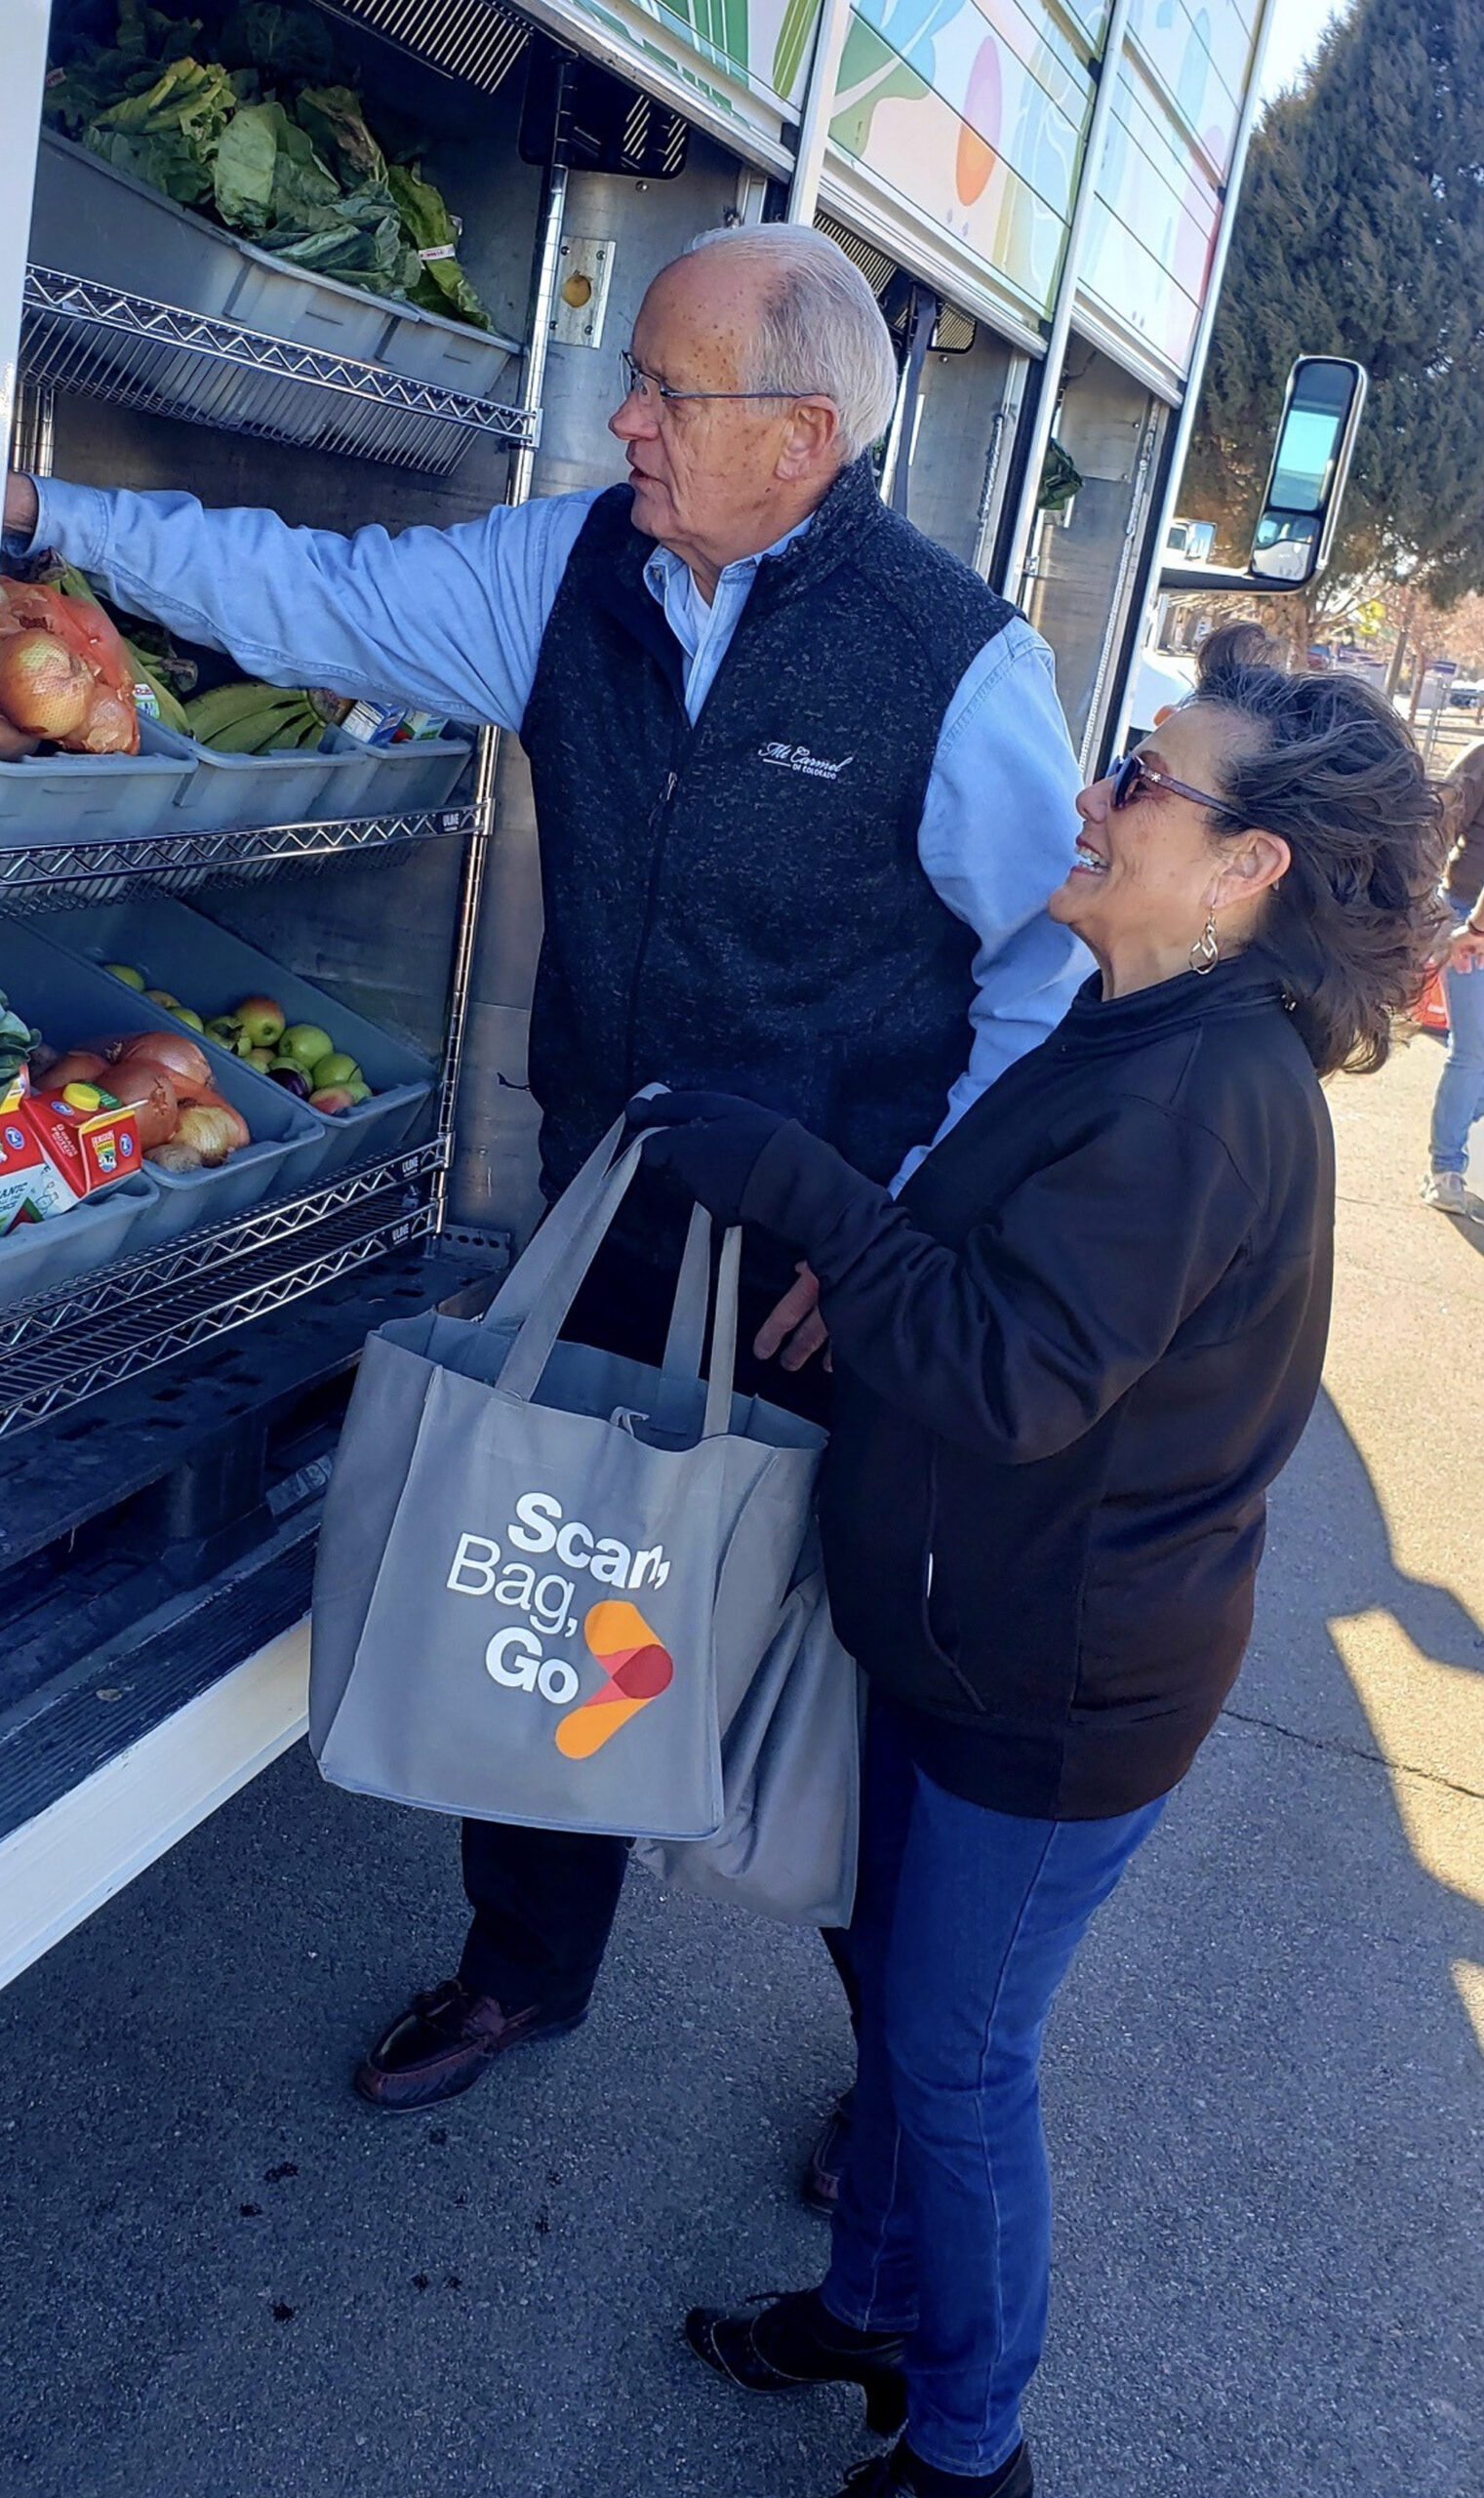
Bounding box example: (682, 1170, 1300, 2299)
(739, 953, 1335, 1820)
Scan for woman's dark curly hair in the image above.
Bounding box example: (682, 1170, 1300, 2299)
(1188, 623, 1447, 1077)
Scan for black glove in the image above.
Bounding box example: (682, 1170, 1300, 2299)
(626, 1089, 788, 1229)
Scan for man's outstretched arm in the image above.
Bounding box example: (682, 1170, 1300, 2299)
(2, 471, 599, 732)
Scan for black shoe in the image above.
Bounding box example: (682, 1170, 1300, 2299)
(802, 2088, 856, 2214)
(838, 2438, 1033, 2497)
(353, 1978, 587, 2113)
(685, 2287, 907, 2438)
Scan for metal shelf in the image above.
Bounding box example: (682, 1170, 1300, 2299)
(0, 803, 475, 911)
(0, 1137, 445, 1350)
(0, 1142, 446, 1435)
(21, 267, 539, 475)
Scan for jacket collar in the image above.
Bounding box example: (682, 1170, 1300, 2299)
(608, 453, 884, 614)
(1057, 951, 1290, 1054)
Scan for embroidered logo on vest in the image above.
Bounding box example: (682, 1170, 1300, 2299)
(757, 742, 856, 781)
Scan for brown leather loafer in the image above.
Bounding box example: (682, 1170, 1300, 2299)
(353, 1978, 588, 2113)
(801, 2089, 856, 2214)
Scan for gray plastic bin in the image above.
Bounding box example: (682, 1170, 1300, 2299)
(225, 240, 398, 365)
(375, 302, 520, 397)
(321, 727, 472, 818)
(145, 719, 354, 833)
(0, 916, 328, 1241)
(0, 733, 193, 846)
(30, 132, 246, 317)
(44, 897, 437, 1178)
(0, 1170, 157, 1309)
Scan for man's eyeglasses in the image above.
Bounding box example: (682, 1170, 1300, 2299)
(1109, 750, 1246, 824)
(617, 349, 829, 410)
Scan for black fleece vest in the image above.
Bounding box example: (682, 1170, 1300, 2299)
(520, 456, 1018, 1211)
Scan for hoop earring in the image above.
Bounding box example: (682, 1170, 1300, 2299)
(1189, 913, 1220, 975)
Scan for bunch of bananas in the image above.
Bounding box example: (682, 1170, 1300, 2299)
(183, 681, 329, 754)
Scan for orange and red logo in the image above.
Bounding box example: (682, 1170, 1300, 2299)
(554, 1600, 674, 1758)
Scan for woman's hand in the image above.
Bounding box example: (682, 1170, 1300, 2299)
(626, 1088, 787, 1229)
(1447, 923, 1484, 974)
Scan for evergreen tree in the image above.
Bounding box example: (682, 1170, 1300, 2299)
(1184, 0, 1484, 616)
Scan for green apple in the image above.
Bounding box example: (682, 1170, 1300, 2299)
(281, 1023, 334, 1070)
(205, 1015, 241, 1046)
(175, 1008, 205, 1033)
(310, 1052, 361, 1090)
(235, 995, 287, 1048)
(145, 987, 182, 1014)
(103, 962, 146, 990)
(345, 1078, 372, 1106)
(247, 1045, 275, 1071)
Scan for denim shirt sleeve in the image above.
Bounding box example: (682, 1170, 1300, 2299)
(893, 617, 1090, 1191)
(22, 478, 601, 730)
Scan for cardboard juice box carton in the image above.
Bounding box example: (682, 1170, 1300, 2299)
(0, 1072, 141, 1232)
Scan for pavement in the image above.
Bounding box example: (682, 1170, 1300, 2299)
(1, 1030, 1481, 2498)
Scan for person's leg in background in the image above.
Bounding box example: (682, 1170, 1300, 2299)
(823, 1705, 1163, 2491)
(1425, 953, 1484, 1211)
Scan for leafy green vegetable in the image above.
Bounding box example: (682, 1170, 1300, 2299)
(84, 54, 236, 205)
(387, 162, 494, 333)
(45, 1, 492, 331)
(297, 85, 387, 188)
(213, 99, 340, 232)
(219, 4, 336, 86)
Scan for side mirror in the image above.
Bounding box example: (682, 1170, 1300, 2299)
(1248, 356, 1367, 585)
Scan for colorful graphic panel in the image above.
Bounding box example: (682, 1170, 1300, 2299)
(1125, 0, 1260, 177)
(565, 0, 824, 118)
(1079, 45, 1223, 373)
(826, 0, 1097, 317)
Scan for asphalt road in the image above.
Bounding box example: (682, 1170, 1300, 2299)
(1, 1034, 1480, 2498)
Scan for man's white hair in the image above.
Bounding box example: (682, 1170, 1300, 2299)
(682, 222, 899, 463)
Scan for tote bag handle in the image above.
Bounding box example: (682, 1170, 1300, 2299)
(489, 1123, 742, 1437)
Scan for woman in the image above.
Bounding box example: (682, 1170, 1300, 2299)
(631, 626, 1444, 2498)
(1423, 732, 1484, 1213)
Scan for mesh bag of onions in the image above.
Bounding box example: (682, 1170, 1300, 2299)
(0, 576, 140, 754)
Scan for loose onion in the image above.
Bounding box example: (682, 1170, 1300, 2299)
(115, 1052, 210, 1111)
(0, 630, 92, 739)
(108, 1061, 179, 1150)
(187, 1088, 250, 1148)
(175, 1104, 242, 1166)
(40, 1051, 111, 1091)
(74, 691, 139, 755)
(146, 1139, 204, 1174)
(115, 1028, 210, 1090)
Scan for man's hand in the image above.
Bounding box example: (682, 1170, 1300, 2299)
(755, 1262, 830, 1374)
(1448, 924, 1484, 974)
(3, 475, 39, 543)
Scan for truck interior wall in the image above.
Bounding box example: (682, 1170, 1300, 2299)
(899, 328, 1016, 572)
(448, 134, 752, 1243)
(26, 20, 554, 1071)
(1023, 345, 1157, 751)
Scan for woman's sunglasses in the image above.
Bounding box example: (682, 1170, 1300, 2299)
(1109, 751, 1246, 824)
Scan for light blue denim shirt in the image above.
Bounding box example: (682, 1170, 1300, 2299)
(23, 476, 1089, 1181)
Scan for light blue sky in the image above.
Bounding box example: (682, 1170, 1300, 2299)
(1260, 0, 1353, 101)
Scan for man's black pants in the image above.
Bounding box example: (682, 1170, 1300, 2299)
(456, 1227, 851, 2017)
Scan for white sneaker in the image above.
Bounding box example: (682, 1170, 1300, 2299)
(1421, 1170, 1484, 1216)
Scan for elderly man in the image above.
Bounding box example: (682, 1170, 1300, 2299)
(3, 222, 1085, 2129)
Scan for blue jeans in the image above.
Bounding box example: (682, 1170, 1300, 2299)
(822, 1701, 1164, 2478)
(1430, 954, 1484, 1174)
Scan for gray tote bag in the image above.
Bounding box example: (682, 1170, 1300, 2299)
(632, 1524, 861, 1928)
(309, 1113, 842, 1846)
